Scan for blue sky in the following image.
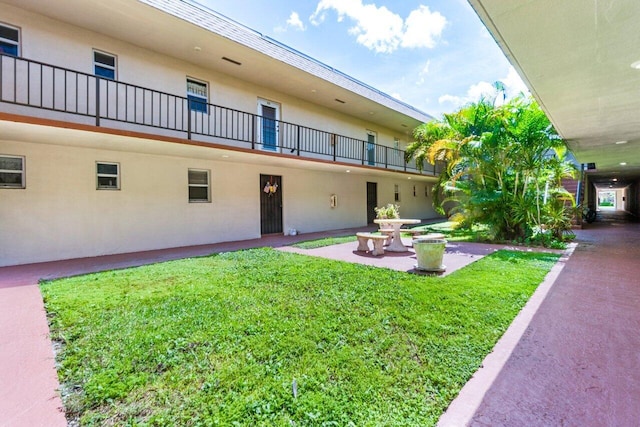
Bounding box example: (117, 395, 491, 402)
(198, 0, 528, 118)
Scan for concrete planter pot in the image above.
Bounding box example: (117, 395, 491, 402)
(413, 238, 447, 272)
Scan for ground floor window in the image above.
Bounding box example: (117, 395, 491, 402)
(394, 184, 401, 202)
(96, 162, 120, 190)
(0, 155, 25, 188)
(188, 169, 210, 202)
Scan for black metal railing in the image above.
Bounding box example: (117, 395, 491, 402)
(0, 54, 441, 175)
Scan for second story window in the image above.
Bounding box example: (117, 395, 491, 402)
(187, 78, 208, 113)
(0, 23, 20, 57)
(94, 50, 117, 80)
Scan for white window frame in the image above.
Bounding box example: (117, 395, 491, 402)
(188, 168, 210, 203)
(0, 154, 25, 188)
(187, 78, 209, 113)
(96, 162, 120, 190)
(394, 184, 401, 202)
(93, 49, 117, 80)
(0, 22, 20, 57)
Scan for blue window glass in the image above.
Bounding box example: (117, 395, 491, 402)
(187, 79, 208, 113)
(93, 51, 116, 80)
(0, 42, 18, 56)
(0, 24, 20, 57)
(188, 95, 208, 113)
(94, 65, 115, 80)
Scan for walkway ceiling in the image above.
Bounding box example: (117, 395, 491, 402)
(468, 0, 640, 189)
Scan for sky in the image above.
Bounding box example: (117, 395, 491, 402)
(197, 0, 529, 118)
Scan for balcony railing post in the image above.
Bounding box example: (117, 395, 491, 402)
(361, 140, 366, 165)
(332, 134, 336, 162)
(187, 104, 192, 140)
(296, 125, 301, 156)
(385, 146, 388, 169)
(251, 115, 256, 150)
(95, 76, 100, 126)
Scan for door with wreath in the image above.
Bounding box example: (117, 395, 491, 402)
(260, 174, 283, 235)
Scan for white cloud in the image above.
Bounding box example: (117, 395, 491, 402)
(401, 6, 446, 49)
(391, 92, 403, 100)
(310, 1, 446, 54)
(275, 11, 306, 33)
(287, 12, 306, 31)
(438, 66, 530, 109)
(502, 66, 529, 98)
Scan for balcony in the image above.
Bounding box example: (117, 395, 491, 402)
(0, 54, 440, 175)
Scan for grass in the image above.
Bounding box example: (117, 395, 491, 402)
(291, 235, 356, 249)
(41, 248, 559, 426)
(411, 221, 490, 242)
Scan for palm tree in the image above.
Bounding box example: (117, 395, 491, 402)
(407, 94, 575, 243)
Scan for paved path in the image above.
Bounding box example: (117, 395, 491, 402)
(441, 221, 640, 426)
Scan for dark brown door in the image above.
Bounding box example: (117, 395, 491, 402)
(367, 182, 377, 224)
(260, 174, 283, 235)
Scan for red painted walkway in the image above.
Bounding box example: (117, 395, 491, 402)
(441, 220, 640, 426)
(2, 221, 638, 426)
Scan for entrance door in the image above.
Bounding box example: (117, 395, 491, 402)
(367, 182, 377, 224)
(260, 174, 283, 235)
(258, 99, 280, 151)
(367, 132, 376, 166)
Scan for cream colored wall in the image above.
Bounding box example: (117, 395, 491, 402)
(0, 138, 438, 266)
(3, 4, 410, 149)
(0, 139, 257, 266)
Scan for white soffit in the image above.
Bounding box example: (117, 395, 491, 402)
(468, 0, 640, 180)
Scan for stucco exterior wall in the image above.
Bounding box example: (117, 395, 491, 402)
(0, 138, 438, 266)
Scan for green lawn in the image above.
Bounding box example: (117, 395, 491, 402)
(411, 221, 490, 242)
(291, 235, 356, 249)
(41, 248, 559, 426)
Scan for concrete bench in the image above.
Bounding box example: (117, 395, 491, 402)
(378, 228, 395, 245)
(356, 232, 388, 256)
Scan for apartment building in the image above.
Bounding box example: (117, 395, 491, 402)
(0, 0, 440, 267)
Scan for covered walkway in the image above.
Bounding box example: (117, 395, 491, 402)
(440, 220, 640, 426)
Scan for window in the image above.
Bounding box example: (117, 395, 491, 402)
(94, 50, 117, 80)
(187, 78, 208, 113)
(393, 138, 400, 150)
(394, 184, 400, 202)
(425, 185, 429, 197)
(0, 23, 20, 56)
(96, 162, 120, 190)
(413, 185, 416, 197)
(188, 169, 210, 202)
(0, 155, 25, 188)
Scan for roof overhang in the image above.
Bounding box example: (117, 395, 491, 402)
(468, 0, 640, 188)
(2, 0, 432, 135)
